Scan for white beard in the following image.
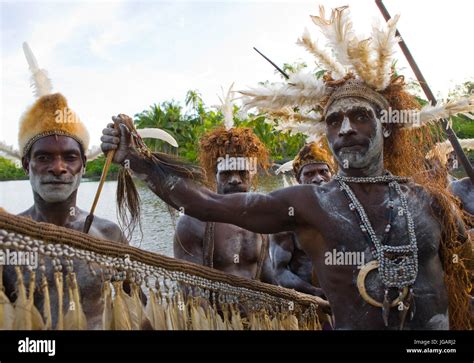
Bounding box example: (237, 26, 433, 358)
(30, 172, 82, 203)
(335, 120, 384, 170)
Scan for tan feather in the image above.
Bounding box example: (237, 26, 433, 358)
(41, 274, 52, 329)
(28, 272, 45, 330)
(281, 313, 299, 330)
(101, 281, 113, 330)
(230, 305, 243, 330)
(64, 272, 87, 330)
(347, 38, 375, 86)
(13, 268, 44, 330)
(371, 15, 400, 90)
(263, 107, 322, 124)
(164, 297, 174, 330)
(145, 289, 167, 330)
(211, 305, 227, 330)
(190, 299, 210, 330)
(126, 283, 152, 330)
(310, 6, 355, 67)
(54, 271, 64, 330)
(0, 267, 15, 330)
(271, 315, 281, 330)
(166, 293, 187, 330)
(111, 281, 132, 330)
(296, 27, 345, 78)
(12, 267, 32, 329)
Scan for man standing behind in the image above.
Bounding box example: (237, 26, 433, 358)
(270, 141, 334, 297)
(173, 92, 273, 282)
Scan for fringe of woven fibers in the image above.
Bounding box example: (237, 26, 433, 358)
(0, 211, 324, 330)
(0, 266, 15, 329)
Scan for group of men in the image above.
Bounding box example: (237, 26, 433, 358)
(1, 77, 337, 328)
(2, 4, 474, 330)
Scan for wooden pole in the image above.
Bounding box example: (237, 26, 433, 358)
(375, 0, 474, 183)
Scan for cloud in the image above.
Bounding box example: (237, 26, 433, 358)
(1, 0, 472, 151)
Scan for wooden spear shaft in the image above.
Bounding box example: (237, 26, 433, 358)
(253, 47, 289, 80)
(83, 145, 116, 234)
(375, 0, 474, 183)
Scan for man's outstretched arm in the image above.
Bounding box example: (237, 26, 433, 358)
(101, 117, 311, 235)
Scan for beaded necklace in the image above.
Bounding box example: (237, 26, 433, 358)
(334, 172, 418, 327)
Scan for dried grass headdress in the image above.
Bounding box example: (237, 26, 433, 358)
(276, 138, 335, 178)
(199, 84, 269, 187)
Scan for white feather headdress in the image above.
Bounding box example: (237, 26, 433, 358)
(0, 43, 179, 163)
(239, 5, 474, 141)
(216, 83, 236, 130)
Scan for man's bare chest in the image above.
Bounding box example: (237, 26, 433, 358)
(212, 223, 263, 264)
(299, 185, 441, 264)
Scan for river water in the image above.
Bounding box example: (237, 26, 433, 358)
(0, 176, 284, 257)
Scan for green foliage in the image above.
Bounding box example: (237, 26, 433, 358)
(448, 81, 474, 139)
(133, 97, 306, 165)
(2, 77, 471, 180)
(84, 155, 120, 179)
(0, 157, 26, 180)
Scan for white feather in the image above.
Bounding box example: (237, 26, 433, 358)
(216, 83, 235, 130)
(239, 71, 328, 111)
(275, 160, 294, 175)
(370, 15, 400, 90)
(264, 108, 322, 124)
(137, 128, 179, 147)
(296, 27, 345, 78)
(415, 95, 474, 128)
(275, 120, 326, 140)
(310, 6, 355, 67)
(22, 42, 52, 98)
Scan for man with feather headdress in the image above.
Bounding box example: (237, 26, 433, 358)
(172, 86, 273, 283)
(102, 6, 473, 329)
(0, 43, 181, 330)
(270, 141, 334, 298)
(0, 43, 132, 330)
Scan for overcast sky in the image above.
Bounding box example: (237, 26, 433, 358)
(1, 0, 473, 150)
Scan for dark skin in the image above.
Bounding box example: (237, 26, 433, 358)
(270, 163, 331, 296)
(174, 167, 273, 282)
(449, 177, 474, 216)
(3, 135, 126, 329)
(102, 99, 465, 329)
